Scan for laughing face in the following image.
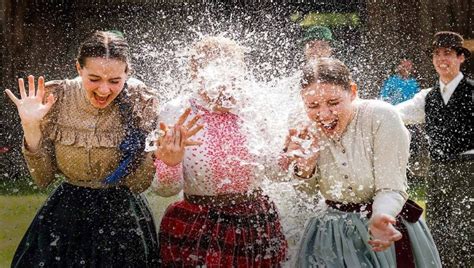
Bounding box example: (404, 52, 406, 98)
(76, 57, 128, 109)
(432, 47, 465, 83)
(301, 82, 357, 139)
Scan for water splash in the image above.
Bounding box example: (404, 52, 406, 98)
(130, 4, 333, 263)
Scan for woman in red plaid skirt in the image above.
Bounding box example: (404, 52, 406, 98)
(151, 36, 288, 267)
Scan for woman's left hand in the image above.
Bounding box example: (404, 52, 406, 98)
(368, 213, 402, 252)
(155, 108, 203, 166)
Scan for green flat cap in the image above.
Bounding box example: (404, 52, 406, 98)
(302, 26, 334, 44)
(106, 30, 125, 38)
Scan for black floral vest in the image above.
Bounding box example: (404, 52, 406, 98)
(425, 77, 474, 161)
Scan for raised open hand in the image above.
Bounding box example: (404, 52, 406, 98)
(368, 213, 402, 252)
(279, 125, 319, 178)
(5, 76, 55, 126)
(155, 108, 203, 166)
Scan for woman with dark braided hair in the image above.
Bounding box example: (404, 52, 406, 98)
(5, 31, 201, 267)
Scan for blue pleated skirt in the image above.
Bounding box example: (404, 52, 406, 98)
(295, 208, 441, 268)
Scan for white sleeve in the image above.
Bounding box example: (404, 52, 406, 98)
(372, 102, 409, 195)
(370, 102, 409, 217)
(395, 88, 431, 124)
(373, 190, 406, 218)
(351, 101, 412, 218)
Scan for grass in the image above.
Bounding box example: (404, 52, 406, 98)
(0, 177, 427, 266)
(0, 183, 177, 267)
(0, 177, 61, 195)
(0, 195, 46, 267)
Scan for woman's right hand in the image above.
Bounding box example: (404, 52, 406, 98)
(280, 125, 319, 178)
(5, 76, 55, 152)
(368, 213, 402, 251)
(155, 108, 203, 166)
(5, 76, 55, 126)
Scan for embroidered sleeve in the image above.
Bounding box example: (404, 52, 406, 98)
(149, 97, 187, 196)
(151, 159, 184, 197)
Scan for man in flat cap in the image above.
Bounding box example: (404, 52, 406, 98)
(396, 31, 473, 267)
(301, 25, 334, 63)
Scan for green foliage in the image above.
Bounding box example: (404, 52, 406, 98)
(407, 176, 427, 200)
(292, 12, 360, 28)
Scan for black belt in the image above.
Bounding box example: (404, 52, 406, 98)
(458, 153, 474, 161)
(184, 189, 262, 207)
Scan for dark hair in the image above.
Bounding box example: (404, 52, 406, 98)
(77, 31, 132, 74)
(300, 58, 351, 91)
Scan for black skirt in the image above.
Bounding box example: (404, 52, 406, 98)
(12, 182, 160, 267)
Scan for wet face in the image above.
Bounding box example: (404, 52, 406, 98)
(304, 40, 333, 60)
(432, 47, 465, 83)
(76, 57, 128, 109)
(301, 82, 356, 138)
(191, 58, 242, 112)
(198, 86, 237, 113)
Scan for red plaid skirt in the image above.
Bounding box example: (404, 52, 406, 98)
(158, 194, 287, 267)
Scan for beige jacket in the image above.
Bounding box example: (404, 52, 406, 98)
(22, 77, 158, 193)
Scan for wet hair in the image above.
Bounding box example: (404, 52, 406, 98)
(77, 31, 132, 74)
(300, 57, 352, 91)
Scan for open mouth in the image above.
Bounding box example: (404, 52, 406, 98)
(437, 63, 449, 70)
(319, 119, 338, 132)
(94, 93, 109, 105)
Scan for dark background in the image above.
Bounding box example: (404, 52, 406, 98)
(1, 0, 472, 181)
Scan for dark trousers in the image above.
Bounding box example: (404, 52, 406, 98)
(426, 158, 473, 267)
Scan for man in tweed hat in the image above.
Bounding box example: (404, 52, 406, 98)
(396, 31, 473, 267)
(302, 25, 334, 62)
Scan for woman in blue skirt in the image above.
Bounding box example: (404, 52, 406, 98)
(280, 58, 441, 267)
(4, 31, 201, 267)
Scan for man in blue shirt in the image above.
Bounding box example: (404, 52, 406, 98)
(380, 59, 420, 105)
